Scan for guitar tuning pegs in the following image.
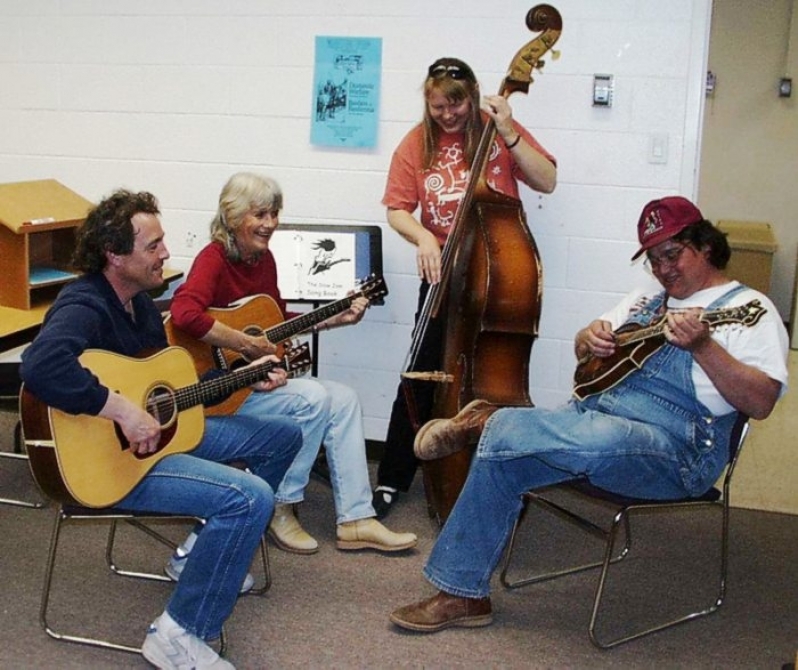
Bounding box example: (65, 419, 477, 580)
(536, 59, 546, 70)
(551, 49, 561, 61)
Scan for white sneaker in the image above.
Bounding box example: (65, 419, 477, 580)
(142, 611, 235, 670)
(165, 534, 255, 594)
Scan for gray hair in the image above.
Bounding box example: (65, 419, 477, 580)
(210, 172, 284, 261)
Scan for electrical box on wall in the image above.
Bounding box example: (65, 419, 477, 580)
(706, 70, 717, 97)
(593, 74, 613, 107)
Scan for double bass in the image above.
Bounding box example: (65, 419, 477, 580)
(401, 5, 562, 524)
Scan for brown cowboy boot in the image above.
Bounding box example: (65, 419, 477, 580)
(390, 591, 493, 633)
(413, 399, 498, 461)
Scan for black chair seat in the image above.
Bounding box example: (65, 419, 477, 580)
(566, 479, 722, 506)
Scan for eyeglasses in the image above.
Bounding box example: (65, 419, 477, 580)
(644, 243, 690, 271)
(428, 64, 466, 80)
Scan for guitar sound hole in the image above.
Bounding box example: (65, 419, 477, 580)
(147, 386, 178, 426)
(235, 327, 262, 364)
(229, 358, 248, 371)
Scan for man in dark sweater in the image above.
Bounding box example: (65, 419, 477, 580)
(21, 189, 302, 670)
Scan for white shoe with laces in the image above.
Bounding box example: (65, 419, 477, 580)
(142, 611, 235, 670)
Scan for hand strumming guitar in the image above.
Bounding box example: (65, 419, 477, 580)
(574, 319, 616, 362)
(99, 390, 162, 456)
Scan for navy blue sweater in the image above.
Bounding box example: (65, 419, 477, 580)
(20, 273, 167, 416)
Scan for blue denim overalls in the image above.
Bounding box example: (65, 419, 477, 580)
(423, 285, 747, 598)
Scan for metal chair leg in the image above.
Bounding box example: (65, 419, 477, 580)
(0, 450, 47, 509)
(500, 490, 631, 589)
(39, 507, 242, 655)
(40, 506, 143, 653)
(499, 490, 729, 649)
(107, 518, 272, 594)
(588, 500, 727, 649)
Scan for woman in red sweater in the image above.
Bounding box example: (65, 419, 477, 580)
(170, 172, 416, 555)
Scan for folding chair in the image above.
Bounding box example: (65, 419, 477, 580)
(0, 361, 45, 508)
(40, 503, 271, 655)
(19, 372, 271, 656)
(499, 413, 750, 649)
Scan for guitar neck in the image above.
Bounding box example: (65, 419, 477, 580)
(264, 294, 357, 342)
(173, 358, 282, 412)
(616, 318, 667, 347)
(614, 303, 759, 348)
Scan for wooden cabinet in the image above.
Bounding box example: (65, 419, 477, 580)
(0, 180, 93, 310)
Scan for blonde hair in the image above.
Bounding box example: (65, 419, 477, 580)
(210, 172, 283, 261)
(421, 58, 482, 170)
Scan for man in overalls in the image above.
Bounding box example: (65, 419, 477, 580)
(389, 196, 789, 633)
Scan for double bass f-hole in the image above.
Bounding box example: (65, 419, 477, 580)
(401, 5, 563, 525)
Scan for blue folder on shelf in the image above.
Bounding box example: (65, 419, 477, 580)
(29, 267, 78, 287)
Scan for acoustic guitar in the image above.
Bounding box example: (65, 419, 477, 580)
(21, 343, 311, 508)
(164, 274, 387, 416)
(572, 300, 766, 400)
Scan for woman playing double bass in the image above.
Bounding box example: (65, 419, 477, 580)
(372, 57, 558, 519)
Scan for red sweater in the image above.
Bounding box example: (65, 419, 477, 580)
(170, 242, 298, 339)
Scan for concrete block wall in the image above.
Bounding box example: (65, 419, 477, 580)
(0, 0, 711, 440)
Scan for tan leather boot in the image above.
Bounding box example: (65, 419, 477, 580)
(336, 518, 417, 552)
(413, 399, 498, 460)
(268, 504, 319, 554)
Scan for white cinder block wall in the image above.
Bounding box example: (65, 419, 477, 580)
(0, 0, 711, 440)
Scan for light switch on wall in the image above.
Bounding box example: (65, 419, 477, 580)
(648, 133, 669, 164)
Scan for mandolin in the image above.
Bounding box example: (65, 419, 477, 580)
(572, 300, 766, 400)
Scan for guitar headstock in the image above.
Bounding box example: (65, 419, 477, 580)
(283, 342, 313, 377)
(356, 274, 389, 303)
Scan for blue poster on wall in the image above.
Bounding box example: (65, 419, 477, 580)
(311, 36, 382, 148)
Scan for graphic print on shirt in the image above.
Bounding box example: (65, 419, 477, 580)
(486, 140, 508, 191)
(423, 141, 469, 233)
(422, 138, 508, 237)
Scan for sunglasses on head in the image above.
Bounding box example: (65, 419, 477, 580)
(428, 64, 467, 80)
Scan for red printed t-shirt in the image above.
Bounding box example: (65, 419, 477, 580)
(170, 241, 298, 340)
(382, 118, 556, 246)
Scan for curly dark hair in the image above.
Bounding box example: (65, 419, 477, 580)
(673, 220, 731, 269)
(72, 189, 160, 273)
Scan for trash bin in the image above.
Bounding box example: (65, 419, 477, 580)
(716, 220, 777, 294)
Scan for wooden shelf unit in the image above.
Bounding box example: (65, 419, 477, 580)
(0, 180, 93, 310)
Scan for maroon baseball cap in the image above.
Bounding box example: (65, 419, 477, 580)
(631, 196, 705, 260)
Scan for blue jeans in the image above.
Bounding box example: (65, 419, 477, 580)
(424, 396, 735, 599)
(236, 377, 374, 523)
(118, 413, 301, 640)
(422, 286, 748, 600)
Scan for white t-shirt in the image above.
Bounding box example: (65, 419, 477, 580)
(599, 280, 789, 415)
